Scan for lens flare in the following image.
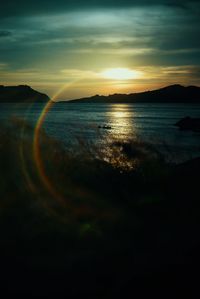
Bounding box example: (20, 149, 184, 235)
(32, 81, 80, 206)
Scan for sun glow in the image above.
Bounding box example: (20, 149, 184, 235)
(101, 68, 141, 80)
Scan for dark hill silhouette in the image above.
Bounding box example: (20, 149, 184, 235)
(68, 84, 200, 103)
(0, 85, 50, 103)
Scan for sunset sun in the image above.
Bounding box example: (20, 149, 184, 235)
(101, 68, 141, 80)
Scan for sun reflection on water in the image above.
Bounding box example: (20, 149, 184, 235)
(97, 104, 141, 171)
(107, 104, 136, 139)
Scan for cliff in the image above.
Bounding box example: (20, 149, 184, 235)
(0, 85, 50, 103)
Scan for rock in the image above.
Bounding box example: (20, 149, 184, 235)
(175, 117, 200, 132)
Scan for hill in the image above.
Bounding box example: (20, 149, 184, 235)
(68, 84, 200, 103)
(0, 85, 50, 103)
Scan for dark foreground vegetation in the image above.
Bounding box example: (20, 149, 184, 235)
(0, 118, 200, 298)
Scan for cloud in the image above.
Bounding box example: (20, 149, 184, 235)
(1, 0, 200, 18)
(0, 0, 200, 98)
(0, 63, 8, 70)
(0, 30, 12, 37)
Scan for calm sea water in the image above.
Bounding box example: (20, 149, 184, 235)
(0, 102, 200, 161)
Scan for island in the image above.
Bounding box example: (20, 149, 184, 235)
(0, 85, 50, 103)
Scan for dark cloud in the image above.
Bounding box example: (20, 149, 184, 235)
(0, 30, 12, 37)
(0, 0, 199, 18)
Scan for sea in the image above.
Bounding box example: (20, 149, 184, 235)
(0, 102, 200, 162)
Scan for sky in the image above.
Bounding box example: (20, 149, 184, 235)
(0, 0, 200, 100)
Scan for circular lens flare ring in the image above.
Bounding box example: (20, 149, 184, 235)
(33, 80, 83, 206)
(33, 100, 67, 204)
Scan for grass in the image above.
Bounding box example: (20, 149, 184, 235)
(0, 118, 200, 297)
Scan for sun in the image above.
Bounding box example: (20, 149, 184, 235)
(101, 68, 141, 80)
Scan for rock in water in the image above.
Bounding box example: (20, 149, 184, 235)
(175, 117, 200, 132)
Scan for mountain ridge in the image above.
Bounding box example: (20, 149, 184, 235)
(1, 84, 200, 103)
(66, 84, 200, 103)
